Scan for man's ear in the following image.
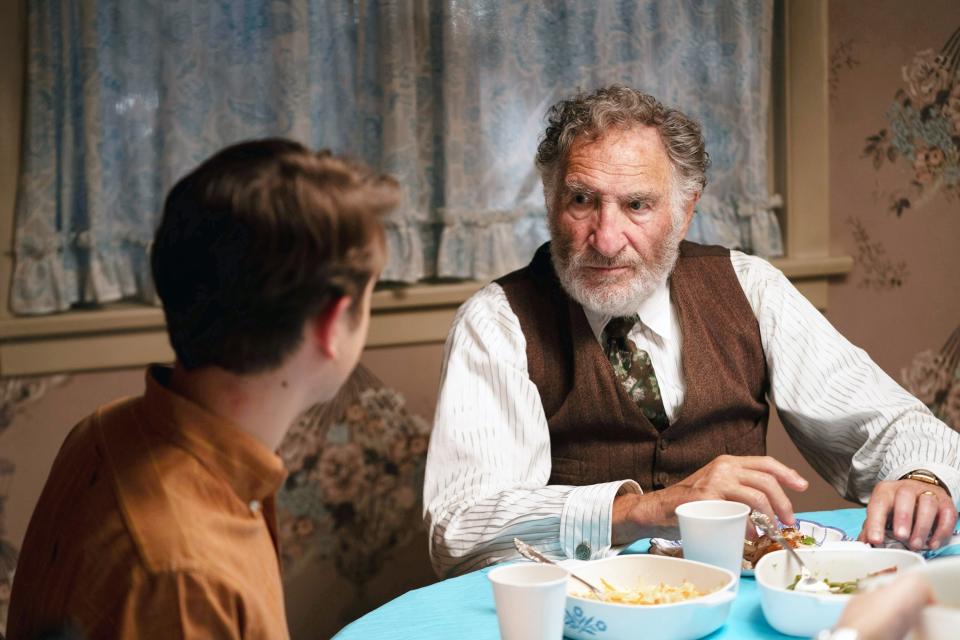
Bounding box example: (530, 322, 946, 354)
(311, 296, 353, 359)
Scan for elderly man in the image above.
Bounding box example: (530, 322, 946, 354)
(423, 85, 960, 577)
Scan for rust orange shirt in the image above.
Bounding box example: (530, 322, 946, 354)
(7, 366, 289, 639)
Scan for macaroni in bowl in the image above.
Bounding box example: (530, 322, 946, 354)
(577, 578, 713, 605)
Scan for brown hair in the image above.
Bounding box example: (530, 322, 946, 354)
(535, 85, 710, 213)
(151, 138, 399, 374)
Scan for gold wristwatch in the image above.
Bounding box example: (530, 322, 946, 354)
(900, 468, 950, 496)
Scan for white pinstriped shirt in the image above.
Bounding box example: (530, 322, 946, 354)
(422, 251, 960, 577)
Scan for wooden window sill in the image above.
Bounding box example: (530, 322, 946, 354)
(0, 255, 852, 376)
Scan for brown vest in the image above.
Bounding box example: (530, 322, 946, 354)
(496, 241, 769, 491)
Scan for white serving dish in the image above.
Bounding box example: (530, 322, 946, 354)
(562, 554, 736, 640)
(754, 547, 926, 637)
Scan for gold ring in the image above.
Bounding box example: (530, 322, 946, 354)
(919, 490, 937, 498)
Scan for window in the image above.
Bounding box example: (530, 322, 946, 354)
(0, 0, 850, 376)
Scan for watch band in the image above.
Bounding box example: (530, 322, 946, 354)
(900, 468, 949, 495)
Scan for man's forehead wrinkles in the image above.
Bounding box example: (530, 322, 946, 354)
(564, 157, 666, 182)
(564, 178, 657, 196)
(566, 155, 654, 173)
(563, 168, 663, 195)
(564, 166, 652, 183)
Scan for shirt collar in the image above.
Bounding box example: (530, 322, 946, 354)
(584, 278, 674, 341)
(142, 365, 288, 504)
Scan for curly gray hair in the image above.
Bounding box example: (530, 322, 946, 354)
(535, 85, 710, 215)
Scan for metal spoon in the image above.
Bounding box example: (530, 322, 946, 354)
(512, 537, 608, 601)
(749, 512, 826, 592)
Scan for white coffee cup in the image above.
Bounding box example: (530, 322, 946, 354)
(676, 499, 750, 584)
(488, 563, 568, 640)
(913, 557, 960, 640)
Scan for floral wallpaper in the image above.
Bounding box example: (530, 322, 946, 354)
(0, 375, 68, 634)
(274, 364, 431, 632)
(0, 458, 16, 635)
(862, 27, 960, 217)
(828, 2, 960, 439)
(851, 23, 960, 427)
(903, 325, 960, 429)
(843, 24, 960, 292)
(846, 216, 909, 289)
(829, 39, 860, 103)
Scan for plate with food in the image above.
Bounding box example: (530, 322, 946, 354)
(648, 518, 851, 575)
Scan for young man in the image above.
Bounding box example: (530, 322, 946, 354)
(7, 139, 398, 638)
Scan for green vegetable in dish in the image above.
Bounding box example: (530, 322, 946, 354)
(800, 535, 816, 546)
(785, 565, 899, 594)
(785, 575, 864, 594)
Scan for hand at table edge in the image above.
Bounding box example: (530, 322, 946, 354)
(859, 479, 957, 550)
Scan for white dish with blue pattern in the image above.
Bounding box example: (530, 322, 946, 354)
(561, 554, 736, 640)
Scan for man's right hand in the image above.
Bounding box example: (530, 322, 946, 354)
(611, 455, 809, 545)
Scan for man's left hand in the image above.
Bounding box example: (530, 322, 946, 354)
(859, 479, 957, 550)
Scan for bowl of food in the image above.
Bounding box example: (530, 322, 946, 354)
(562, 554, 736, 640)
(754, 547, 926, 637)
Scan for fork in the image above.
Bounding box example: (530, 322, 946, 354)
(750, 512, 824, 591)
(512, 537, 608, 601)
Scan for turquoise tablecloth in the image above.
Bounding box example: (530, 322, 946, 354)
(334, 509, 870, 640)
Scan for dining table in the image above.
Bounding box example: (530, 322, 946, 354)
(333, 508, 879, 640)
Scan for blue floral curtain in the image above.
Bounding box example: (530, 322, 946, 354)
(12, 0, 779, 315)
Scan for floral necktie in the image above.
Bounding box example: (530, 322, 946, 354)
(602, 315, 670, 431)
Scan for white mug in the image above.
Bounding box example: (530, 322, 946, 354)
(488, 563, 568, 640)
(676, 499, 750, 585)
(913, 557, 960, 640)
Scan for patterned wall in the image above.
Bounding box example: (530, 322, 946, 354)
(275, 365, 433, 638)
(0, 376, 68, 632)
(828, 0, 960, 431)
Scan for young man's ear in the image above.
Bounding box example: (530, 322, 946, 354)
(311, 295, 353, 359)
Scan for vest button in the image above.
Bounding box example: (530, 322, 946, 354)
(656, 472, 668, 486)
(575, 542, 591, 560)
(659, 439, 668, 451)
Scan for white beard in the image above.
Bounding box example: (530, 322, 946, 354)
(550, 223, 683, 317)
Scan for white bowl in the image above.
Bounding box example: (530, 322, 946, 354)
(754, 547, 926, 637)
(914, 557, 960, 640)
(562, 554, 736, 640)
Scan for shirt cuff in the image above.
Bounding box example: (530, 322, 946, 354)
(884, 462, 960, 509)
(559, 480, 642, 561)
